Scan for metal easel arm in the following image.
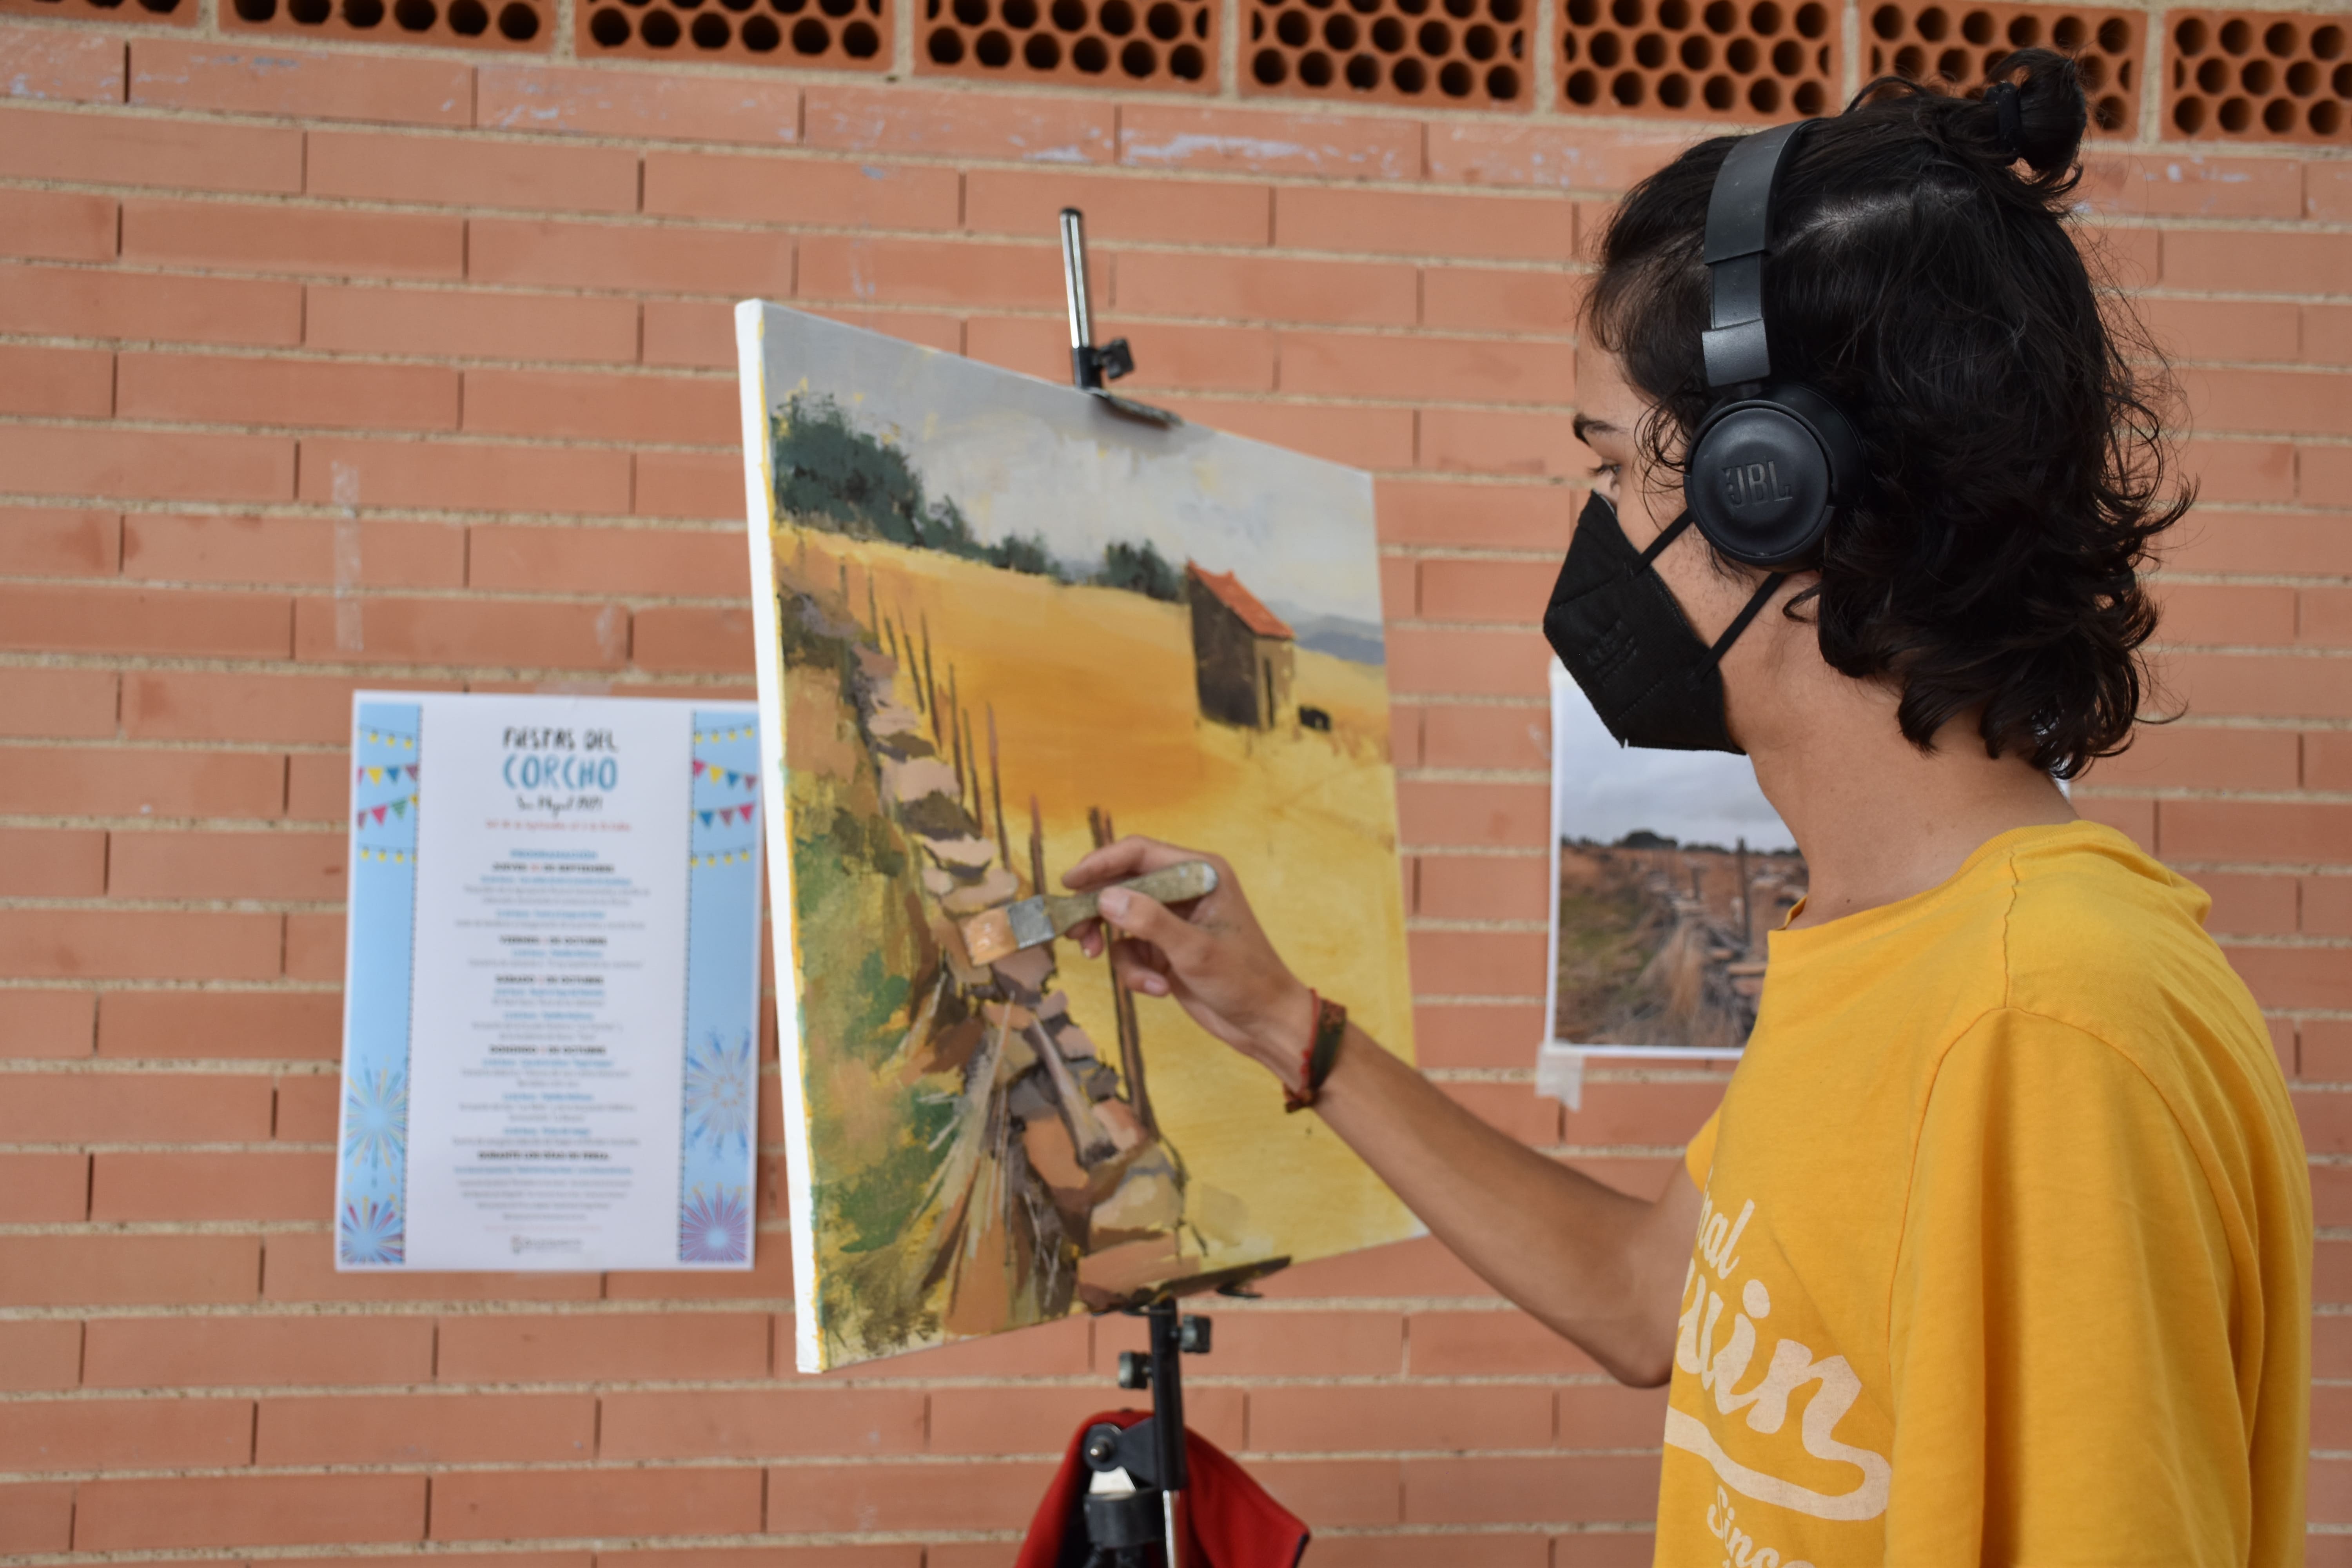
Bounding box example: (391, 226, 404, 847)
(1056, 207, 1179, 428)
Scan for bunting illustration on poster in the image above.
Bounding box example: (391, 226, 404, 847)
(334, 693, 764, 1272)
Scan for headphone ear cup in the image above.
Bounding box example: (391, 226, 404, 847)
(1683, 383, 1858, 568)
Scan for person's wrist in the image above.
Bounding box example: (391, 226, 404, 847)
(1246, 979, 1318, 1088)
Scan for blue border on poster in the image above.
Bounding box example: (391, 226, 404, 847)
(338, 702, 422, 1267)
(677, 713, 763, 1265)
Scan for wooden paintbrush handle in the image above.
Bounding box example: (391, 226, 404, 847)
(1042, 860, 1220, 940)
(1119, 860, 1219, 906)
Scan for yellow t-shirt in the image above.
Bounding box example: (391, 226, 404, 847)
(1659, 822, 2310, 1567)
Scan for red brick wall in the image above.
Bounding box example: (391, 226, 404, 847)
(0, 11, 2345, 1564)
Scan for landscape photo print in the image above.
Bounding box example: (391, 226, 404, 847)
(1545, 660, 1807, 1059)
(735, 303, 1419, 1372)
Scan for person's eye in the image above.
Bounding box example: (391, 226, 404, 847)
(1589, 460, 1621, 480)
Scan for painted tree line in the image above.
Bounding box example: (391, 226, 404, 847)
(770, 394, 1185, 603)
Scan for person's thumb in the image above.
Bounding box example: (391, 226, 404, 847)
(1096, 887, 1211, 971)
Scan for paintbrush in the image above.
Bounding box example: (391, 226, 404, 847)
(957, 860, 1219, 965)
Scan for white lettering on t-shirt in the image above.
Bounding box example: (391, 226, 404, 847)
(1707, 1484, 1817, 1568)
(1669, 1190, 1894, 1524)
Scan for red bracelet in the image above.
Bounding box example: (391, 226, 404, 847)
(1282, 990, 1320, 1111)
(1283, 990, 1347, 1113)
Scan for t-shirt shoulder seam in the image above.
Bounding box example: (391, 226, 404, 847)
(1891, 846, 2022, 1252)
(1881, 997, 2010, 1342)
(1881, 1004, 2232, 1352)
(1998, 844, 2021, 1012)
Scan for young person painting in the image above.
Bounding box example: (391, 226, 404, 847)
(1065, 51, 2312, 1566)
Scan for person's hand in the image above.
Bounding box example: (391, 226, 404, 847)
(1063, 835, 1316, 1085)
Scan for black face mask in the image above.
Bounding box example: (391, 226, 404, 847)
(1542, 492, 1787, 755)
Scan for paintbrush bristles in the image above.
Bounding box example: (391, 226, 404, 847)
(962, 893, 1087, 965)
(958, 906, 1018, 965)
(1007, 897, 1065, 950)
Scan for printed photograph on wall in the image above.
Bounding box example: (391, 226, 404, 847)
(734, 303, 1419, 1372)
(1544, 660, 1807, 1059)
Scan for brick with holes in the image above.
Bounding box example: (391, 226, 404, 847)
(2163, 9, 2351, 145)
(1560, 0, 1840, 123)
(580, 0, 884, 66)
(221, 0, 552, 53)
(1862, 3, 2143, 136)
(1245, 0, 1530, 108)
(919, 0, 1217, 94)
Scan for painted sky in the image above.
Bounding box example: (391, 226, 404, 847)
(758, 306, 1383, 633)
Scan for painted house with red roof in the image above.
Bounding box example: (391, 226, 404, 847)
(1185, 562, 1296, 731)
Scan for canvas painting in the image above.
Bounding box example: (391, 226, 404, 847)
(735, 303, 1419, 1372)
(1544, 660, 1806, 1059)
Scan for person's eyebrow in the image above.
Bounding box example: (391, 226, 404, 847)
(1572, 412, 1619, 447)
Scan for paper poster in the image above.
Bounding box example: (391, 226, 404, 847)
(1543, 658, 1803, 1075)
(336, 692, 762, 1272)
(736, 301, 1418, 1371)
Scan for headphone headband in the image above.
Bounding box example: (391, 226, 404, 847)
(1699, 118, 1818, 390)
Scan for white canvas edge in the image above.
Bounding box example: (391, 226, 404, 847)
(736, 300, 826, 1371)
(1540, 658, 1748, 1068)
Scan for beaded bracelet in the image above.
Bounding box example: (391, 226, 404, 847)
(1283, 991, 1349, 1113)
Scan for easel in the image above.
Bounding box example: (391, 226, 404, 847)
(1074, 1298, 1206, 1568)
(1079, 1260, 1289, 1568)
(1053, 212, 1281, 1568)
(1058, 209, 1182, 430)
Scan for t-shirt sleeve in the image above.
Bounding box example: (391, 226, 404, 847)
(1683, 1109, 1720, 1192)
(1884, 1009, 2250, 1565)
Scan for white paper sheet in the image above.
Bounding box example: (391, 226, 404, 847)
(335, 692, 762, 1272)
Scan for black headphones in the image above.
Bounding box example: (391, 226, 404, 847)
(1682, 119, 1864, 570)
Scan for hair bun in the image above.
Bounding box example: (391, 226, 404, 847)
(1981, 47, 2087, 179)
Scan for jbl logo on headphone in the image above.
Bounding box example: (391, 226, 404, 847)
(1723, 460, 1795, 510)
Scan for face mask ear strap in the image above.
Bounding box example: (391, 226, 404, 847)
(1637, 510, 1697, 567)
(1700, 572, 1790, 670)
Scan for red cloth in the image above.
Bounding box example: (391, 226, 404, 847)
(1014, 1408, 1310, 1568)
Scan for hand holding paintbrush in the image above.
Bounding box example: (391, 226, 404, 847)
(957, 859, 1219, 965)
(1059, 837, 1321, 1082)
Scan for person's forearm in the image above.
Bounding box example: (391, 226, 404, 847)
(1310, 1027, 1690, 1386)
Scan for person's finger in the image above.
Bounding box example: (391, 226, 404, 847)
(1063, 835, 1193, 890)
(1109, 944, 1171, 997)
(1062, 838, 1153, 888)
(1110, 936, 1170, 976)
(1095, 887, 1212, 971)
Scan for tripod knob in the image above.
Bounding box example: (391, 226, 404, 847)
(1082, 1426, 1124, 1468)
(1115, 1350, 1152, 1390)
(1178, 1315, 1212, 1354)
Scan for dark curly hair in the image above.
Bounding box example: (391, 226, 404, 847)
(1585, 48, 2188, 780)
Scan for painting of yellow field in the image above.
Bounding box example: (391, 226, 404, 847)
(733, 303, 1418, 1372)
